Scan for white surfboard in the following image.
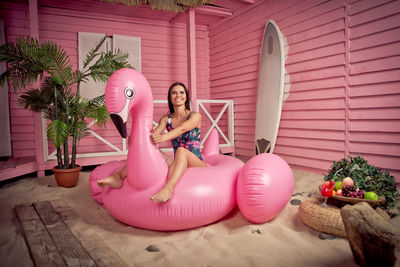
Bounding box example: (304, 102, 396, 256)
(255, 20, 284, 154)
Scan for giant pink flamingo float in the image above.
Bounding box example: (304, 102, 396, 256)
(89, 68, 294, 231)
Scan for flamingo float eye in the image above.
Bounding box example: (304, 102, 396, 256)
(125, 87, 135, 99)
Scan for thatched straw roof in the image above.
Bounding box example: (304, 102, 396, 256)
(101, 0, 213, 12)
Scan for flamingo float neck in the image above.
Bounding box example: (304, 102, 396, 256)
(105, 68, 168, 190)
(127, 93, 168, 190)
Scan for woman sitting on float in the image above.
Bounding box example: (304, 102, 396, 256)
(89, 68, 294, 231)
(98, 81, 206, 203)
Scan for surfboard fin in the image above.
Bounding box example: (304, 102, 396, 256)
(255, 138, 271, 154)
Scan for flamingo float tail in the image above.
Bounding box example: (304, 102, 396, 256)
(201, 128, 220, 157)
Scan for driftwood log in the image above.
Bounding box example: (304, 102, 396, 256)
(340, 202, 400, 267)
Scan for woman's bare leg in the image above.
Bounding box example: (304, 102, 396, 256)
(160, 150, 173, 167)
(97, 166, 127, 188)
(97, 149, 171, 189)
(151, 147, 206, 202)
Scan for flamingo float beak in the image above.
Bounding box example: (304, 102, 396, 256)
(110, 114, 127, 138)
(108, 86, 135, 139)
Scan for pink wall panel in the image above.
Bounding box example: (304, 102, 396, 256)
(348, 0, 400, 180)
(1, 0, 399, 182)
(0, 2, 35, 158)
(209, 0, 400, 181)
(0, 0, 210, 166)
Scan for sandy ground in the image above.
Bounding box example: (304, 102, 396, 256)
(1, 168, 396, 267)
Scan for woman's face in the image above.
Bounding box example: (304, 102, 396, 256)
(170, 85, 187, 107)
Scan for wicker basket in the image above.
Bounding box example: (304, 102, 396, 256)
(319, 185, 385, 206)
(331, 194, 385, 206)
(298, 197, 390, 238)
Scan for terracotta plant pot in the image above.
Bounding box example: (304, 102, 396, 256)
(52, 165, 82, 188)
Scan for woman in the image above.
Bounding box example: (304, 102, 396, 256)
(97, 82, 206, 203)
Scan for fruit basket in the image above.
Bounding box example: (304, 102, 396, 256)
(319, 183, 385, 208)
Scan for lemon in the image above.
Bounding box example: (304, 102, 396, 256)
(364, 192, 378, 200)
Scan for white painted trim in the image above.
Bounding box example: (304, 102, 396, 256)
(197, 99, 234, 147)
(86, 129, 122, 152)
(154, 100, 168, 104)
(198, 102, 230, 145)
(43, 99, 234, 161)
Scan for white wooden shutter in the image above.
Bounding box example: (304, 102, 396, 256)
(113, 34, 141, 71)
(0, 21, 11, 157)
(78, 32, 107, 99)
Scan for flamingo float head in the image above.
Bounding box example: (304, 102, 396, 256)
(105, 68, 153, 138)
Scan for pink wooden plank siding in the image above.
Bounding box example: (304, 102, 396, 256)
(1, 0, 399, 182)
(347, 0, 400, 179)
(39, 5, 209, 156)
(0, 2, 35, 158)
(209, 0, 400, 181)
(1, 1, 210, 161)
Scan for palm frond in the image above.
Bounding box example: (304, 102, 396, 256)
(89, 94, 106, 106)
(41, 40, 73, 86)
(85, 49, 131, 82)
(47, 119, 69, 147)
(0, 68, 13, 87)
(88, 104, 110, 127)
(0, 36, 47, 92)
(69, 70, 86, 86)
(72, 120, 89, 140)
(18, 87, 53, 112)
(83, 36, 107, 70)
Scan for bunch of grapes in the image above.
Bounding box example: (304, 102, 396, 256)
(342, 186, 365, 199)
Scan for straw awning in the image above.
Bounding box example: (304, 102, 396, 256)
(101, 0, 213, 12)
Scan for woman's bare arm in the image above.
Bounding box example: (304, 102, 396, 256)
(152, 112, 202, 144)
(153, 115, 168, 135)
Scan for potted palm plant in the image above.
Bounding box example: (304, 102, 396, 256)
(0, 36, 131, 187)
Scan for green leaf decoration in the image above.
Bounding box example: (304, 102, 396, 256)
(324, 155, 399, 211)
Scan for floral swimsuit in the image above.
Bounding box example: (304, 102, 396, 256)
(166, 112, 203, 160)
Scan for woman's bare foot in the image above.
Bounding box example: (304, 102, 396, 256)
(150, 186, 173, 203)
(97, 174, 123, 189)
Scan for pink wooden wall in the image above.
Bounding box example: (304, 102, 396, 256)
(1, 0, 399, 182)
(0, 1, 210, 164)
(0, 3, 33, 158)
(209, 0, 400, 181)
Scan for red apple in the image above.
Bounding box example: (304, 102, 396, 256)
(321, 186, 333, 198)
(322, 181, 330, 188)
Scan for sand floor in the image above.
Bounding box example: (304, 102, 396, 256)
(1, 168, 397, 267)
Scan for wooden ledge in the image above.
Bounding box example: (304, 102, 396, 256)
(15, 200, 128, 267)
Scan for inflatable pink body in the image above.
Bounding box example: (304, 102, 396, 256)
(237, 153, 294, 223)
(90, 68, 244, 231)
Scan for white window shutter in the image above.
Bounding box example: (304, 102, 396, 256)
(113, 34, 141, 72)
(78, 32, 107, 99)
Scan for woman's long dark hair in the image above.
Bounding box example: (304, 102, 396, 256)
(168, 82, 191, 114)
